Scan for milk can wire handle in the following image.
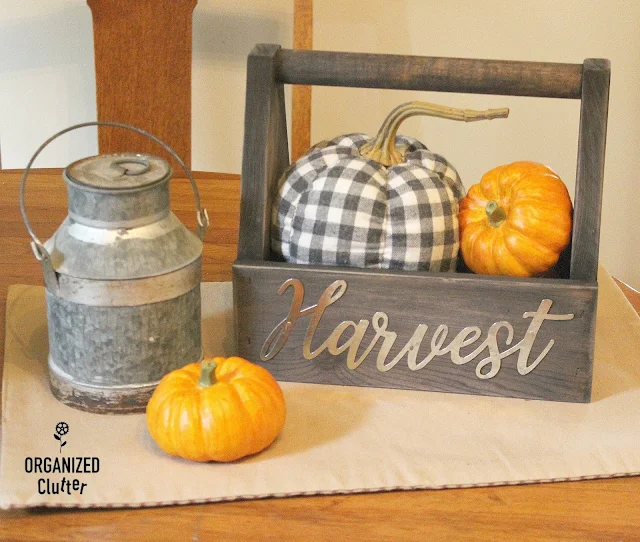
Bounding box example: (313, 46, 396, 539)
(19, 121, 210, 263)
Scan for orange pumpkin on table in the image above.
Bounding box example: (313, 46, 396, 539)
(458, 161, 573, 277)
(146, 357, 286, 462)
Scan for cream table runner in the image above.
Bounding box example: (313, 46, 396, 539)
(1, 268, 639, 508)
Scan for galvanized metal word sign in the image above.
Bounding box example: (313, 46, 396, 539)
(233, 264, 596, 402)
(261, 278, 575, 381)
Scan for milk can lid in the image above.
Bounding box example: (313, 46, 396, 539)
(64, 153, 171, 191)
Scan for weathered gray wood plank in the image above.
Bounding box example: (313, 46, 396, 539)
(276, 48, 584, 98)
(570, 59, 610, 282)
(234, 261, 596, 403)
(238, 44, 289, 261)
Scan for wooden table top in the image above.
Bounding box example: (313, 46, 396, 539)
(1, 169, 639, 541)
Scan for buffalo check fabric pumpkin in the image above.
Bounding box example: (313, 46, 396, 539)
(271, 133, 465, 271)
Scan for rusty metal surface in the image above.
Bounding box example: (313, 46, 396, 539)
(48, 365, 162, 414)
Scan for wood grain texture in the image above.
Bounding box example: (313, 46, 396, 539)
(570, 59, 610, 282)
(88, 0, 197, 169)
(1, 479, 640, 541)
(1, 169, 639, 540)
(291, 0, 313, 162)
(234, 261, 596, 402)
(238, 45, 289, 260)
(276, 48, 584, 98)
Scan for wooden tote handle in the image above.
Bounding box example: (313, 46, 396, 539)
(275, 49, 584, 99)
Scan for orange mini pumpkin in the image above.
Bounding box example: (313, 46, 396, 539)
(458, 161, 573, 277)
(146, 357, 286, 462)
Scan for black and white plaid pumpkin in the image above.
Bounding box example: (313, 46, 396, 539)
(271, 101, 508, 272)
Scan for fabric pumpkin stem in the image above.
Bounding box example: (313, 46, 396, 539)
(360, 101, 509, 167)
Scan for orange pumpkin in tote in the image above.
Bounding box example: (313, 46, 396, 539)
(458, 161, 573, 277)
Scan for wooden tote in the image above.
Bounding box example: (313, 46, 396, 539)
(233, 45, 610, 403)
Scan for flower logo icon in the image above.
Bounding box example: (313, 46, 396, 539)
(54, 421, 69, 452)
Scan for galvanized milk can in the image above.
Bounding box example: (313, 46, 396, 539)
(19, 122, 209, 413)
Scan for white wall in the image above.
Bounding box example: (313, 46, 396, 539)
(1, 1, 638, 287)
(0, 1, 97, 168)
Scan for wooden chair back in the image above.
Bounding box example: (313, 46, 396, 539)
(89, 0, 313, 171)
(291, 0, 313, 162)
(88, 0, 196, 170)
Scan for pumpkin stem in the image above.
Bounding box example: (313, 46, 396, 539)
(360, 101, 509, 167)
(485, 200, 508, 227)
(198, 359, 218, 387)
